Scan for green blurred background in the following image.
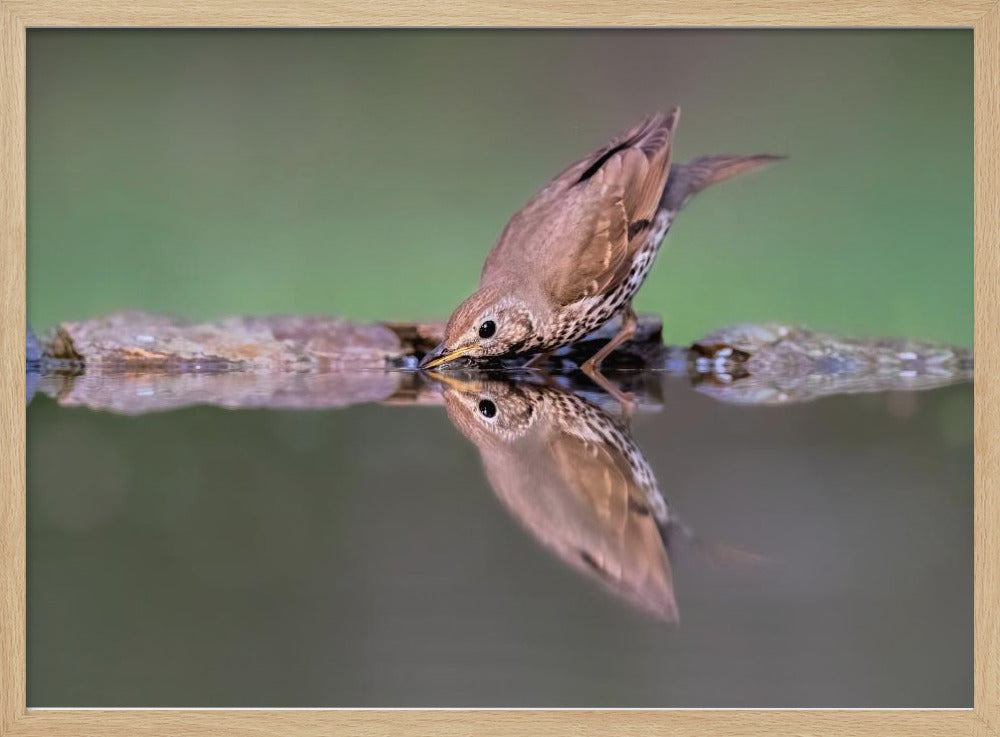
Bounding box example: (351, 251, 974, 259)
(26, 30, 972, 346)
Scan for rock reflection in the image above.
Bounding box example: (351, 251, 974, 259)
(435, 374, 680, 621)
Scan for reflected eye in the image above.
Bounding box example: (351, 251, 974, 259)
(478, 399, 497, 419)
(478, 320, 496, 339)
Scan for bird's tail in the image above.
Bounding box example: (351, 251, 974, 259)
(661, 154, 785, 214)
(658, 516, 770, 572)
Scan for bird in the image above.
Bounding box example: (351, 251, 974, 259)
(434, 373, 680, 620)
(419, 108, 783, 394)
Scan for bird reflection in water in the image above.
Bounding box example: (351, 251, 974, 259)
(435, 373, 687, 622)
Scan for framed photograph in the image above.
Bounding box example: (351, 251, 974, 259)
(2, 2, 997, 735)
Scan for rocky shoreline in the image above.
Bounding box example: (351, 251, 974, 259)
(26, 311, 973, 413)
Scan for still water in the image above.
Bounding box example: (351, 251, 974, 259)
(26, 370, 972, 707)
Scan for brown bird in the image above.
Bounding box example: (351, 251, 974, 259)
(420, 108, 782, 390)
(435, 373, 680, 620)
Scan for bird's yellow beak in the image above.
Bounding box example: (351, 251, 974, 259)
(419, 344, 473, 370)
(426, 371, 483, 395)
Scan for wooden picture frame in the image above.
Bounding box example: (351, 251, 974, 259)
(1, 2, 996, 734)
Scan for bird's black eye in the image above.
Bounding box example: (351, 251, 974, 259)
(478, 399, 497, 419)
(478, 320, 496, 339)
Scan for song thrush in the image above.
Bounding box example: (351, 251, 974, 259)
(436, 373, 678, 620)
(420, 108, 782, 385)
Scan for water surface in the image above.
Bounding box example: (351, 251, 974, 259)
(26, 370, 972, 707)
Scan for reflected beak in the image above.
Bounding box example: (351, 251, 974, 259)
(426, 371, 482, 395)
(419, 343, 473, 370)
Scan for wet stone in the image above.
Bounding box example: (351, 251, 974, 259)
(36, 370, 402, 416)
(45, 311, 405, 370)
(26, 327, 43, 366)
(690, 323, 974, 405)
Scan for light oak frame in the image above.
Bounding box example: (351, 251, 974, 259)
(1, 3, 996, 734)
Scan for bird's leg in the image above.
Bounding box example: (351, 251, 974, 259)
(521, 350, 552, 369)
(581, 305, 638, 415)
(582, 305, 638, 372)
(583, 369, 636, 422)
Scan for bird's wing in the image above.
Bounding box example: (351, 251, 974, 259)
(482, 112, 678, 304)
(544, 431, 677, 619)
(476, 402, 676, 619)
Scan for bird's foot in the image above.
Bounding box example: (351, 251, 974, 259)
(581, 359, 635, 418)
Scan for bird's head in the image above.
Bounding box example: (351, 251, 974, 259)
(433, 375, 540, 445)
(419, 286, 537, 369)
